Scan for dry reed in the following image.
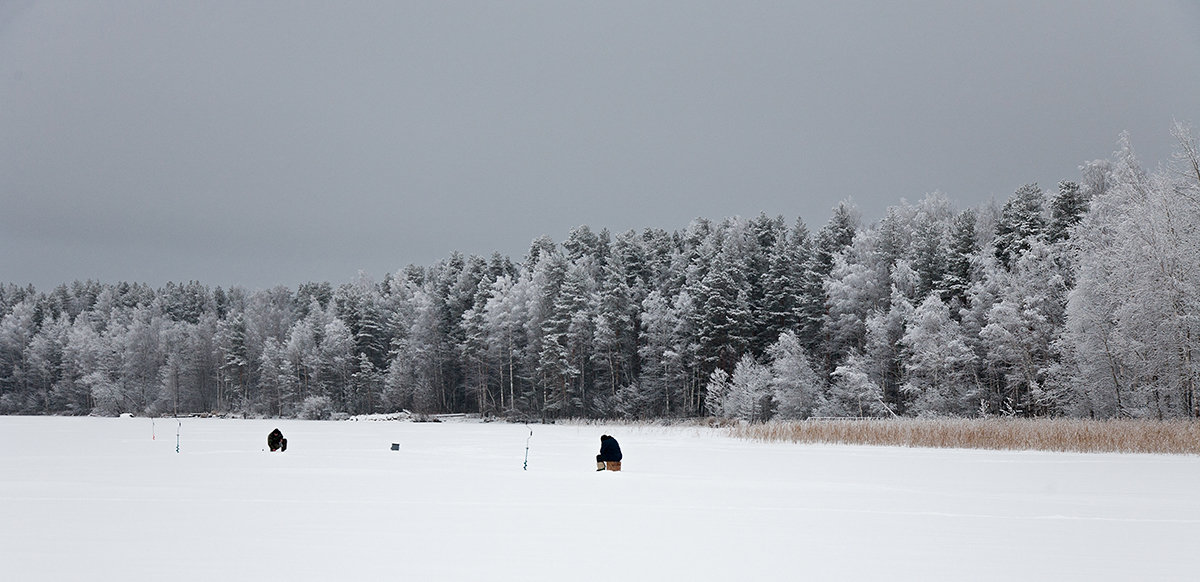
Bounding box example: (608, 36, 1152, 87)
(730, 418, 1200, 455)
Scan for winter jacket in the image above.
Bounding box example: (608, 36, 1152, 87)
(268, 428, 285, 452)
(598, 435, 622, 462)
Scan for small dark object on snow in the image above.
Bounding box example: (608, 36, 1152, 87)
(268, 428, 287, 452)
(596, 434, 622, 471)
(390, 443, 400, 451)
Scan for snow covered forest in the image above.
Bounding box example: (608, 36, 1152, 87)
(3, 127, 1199, 420)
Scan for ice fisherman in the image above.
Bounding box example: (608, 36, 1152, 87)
(596, 434, 622, 471)
(268, 428, 288, 452)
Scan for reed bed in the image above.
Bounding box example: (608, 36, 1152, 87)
(730, 418, 1200, 455)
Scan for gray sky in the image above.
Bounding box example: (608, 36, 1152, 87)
(3, 1, 1199, 291)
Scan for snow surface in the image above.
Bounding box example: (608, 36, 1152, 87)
(2, 416, 1198, 581)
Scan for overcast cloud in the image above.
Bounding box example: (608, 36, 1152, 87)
(3, 1, 1199, 290)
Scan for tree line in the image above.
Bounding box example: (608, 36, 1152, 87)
(2, 126, 1198, 420)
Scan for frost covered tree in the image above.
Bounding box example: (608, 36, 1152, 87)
(216, 312, 249, 412)
(1061, 127, 1200, 418)
(538, 256, 597, 417)
(317, 313, 355, 412)
(405, 288, 451, 414)
(257, 336, 288, 417)
(743, 214, 788, 355)
(761, 226, 804, 346)
(767, 331, 820, 419)
(910, 195, 953, 299)
(979, 239, 1070, 416)
(823, 230, 889, 372)
(119, 303, 166, 414)
(335, 274, 391, 372)
(814, 351, 890, 418)
(785, 219, 825, 351)
(994, 183, 1047, 269)
(591, 253, 637, 415)
(26, 314, 70, 414)
(627, 291, 677, 418)
(901, 295, 979, 416)
(726, 354, 773, 421)
(5, 128, 1198, 423)
(814, 202, 859, 278)
(482, 274, 531, 415)
(701, 351, 771, 421)
(1047, 180, 1089, 244)
(348, 352, 383, 415)
(806, 203, 859, 372)
(560, 258, 599, 415)
(703, 367, 731, 418)
(0, 299, 36, 413)
(460, 284, 494, 416)
(691, 247, 751, 375)
(943, 209, 980, 312)
(634, 290, 698, 417)
(865, 262, 917, 413)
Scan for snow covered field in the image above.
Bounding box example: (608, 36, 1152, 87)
(2, 416, 1198, 581)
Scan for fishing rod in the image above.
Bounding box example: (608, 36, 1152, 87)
(523, 424, 532, 471)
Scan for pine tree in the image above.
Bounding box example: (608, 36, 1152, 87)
(791, 219, 824, 352)
(745, 214, 786, 355)
(692, 251, 751, 376)
(761, 230, 803, 346)
(815, 202, 858, 277)
(813, 203, 860, 375)
(943, 209, 979, 312)
(1047, 180, 1089, 243)
(994, 183, 1047, 269)
(911, 210, 948, 300)
(632, 291, 677, 418)
(348, 352, 383, 415)
(592, 254, 636, 415)
(335, 274, 391, 371)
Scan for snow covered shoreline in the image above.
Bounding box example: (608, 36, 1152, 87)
(2, 416, 1198, 581)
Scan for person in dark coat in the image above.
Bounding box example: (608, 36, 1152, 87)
(596, 434, 622, 470)
(268, 428, 287, 452)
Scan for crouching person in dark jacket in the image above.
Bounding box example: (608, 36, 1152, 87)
(596, 434, 622, 471)
(268, 428, 287, 452)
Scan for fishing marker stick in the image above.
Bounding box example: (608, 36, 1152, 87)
(523, 425, 532, 471)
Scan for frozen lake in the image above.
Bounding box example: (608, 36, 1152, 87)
(2, 416, 1197, 581)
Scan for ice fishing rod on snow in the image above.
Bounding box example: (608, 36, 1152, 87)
(523, 424, 532, 471)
